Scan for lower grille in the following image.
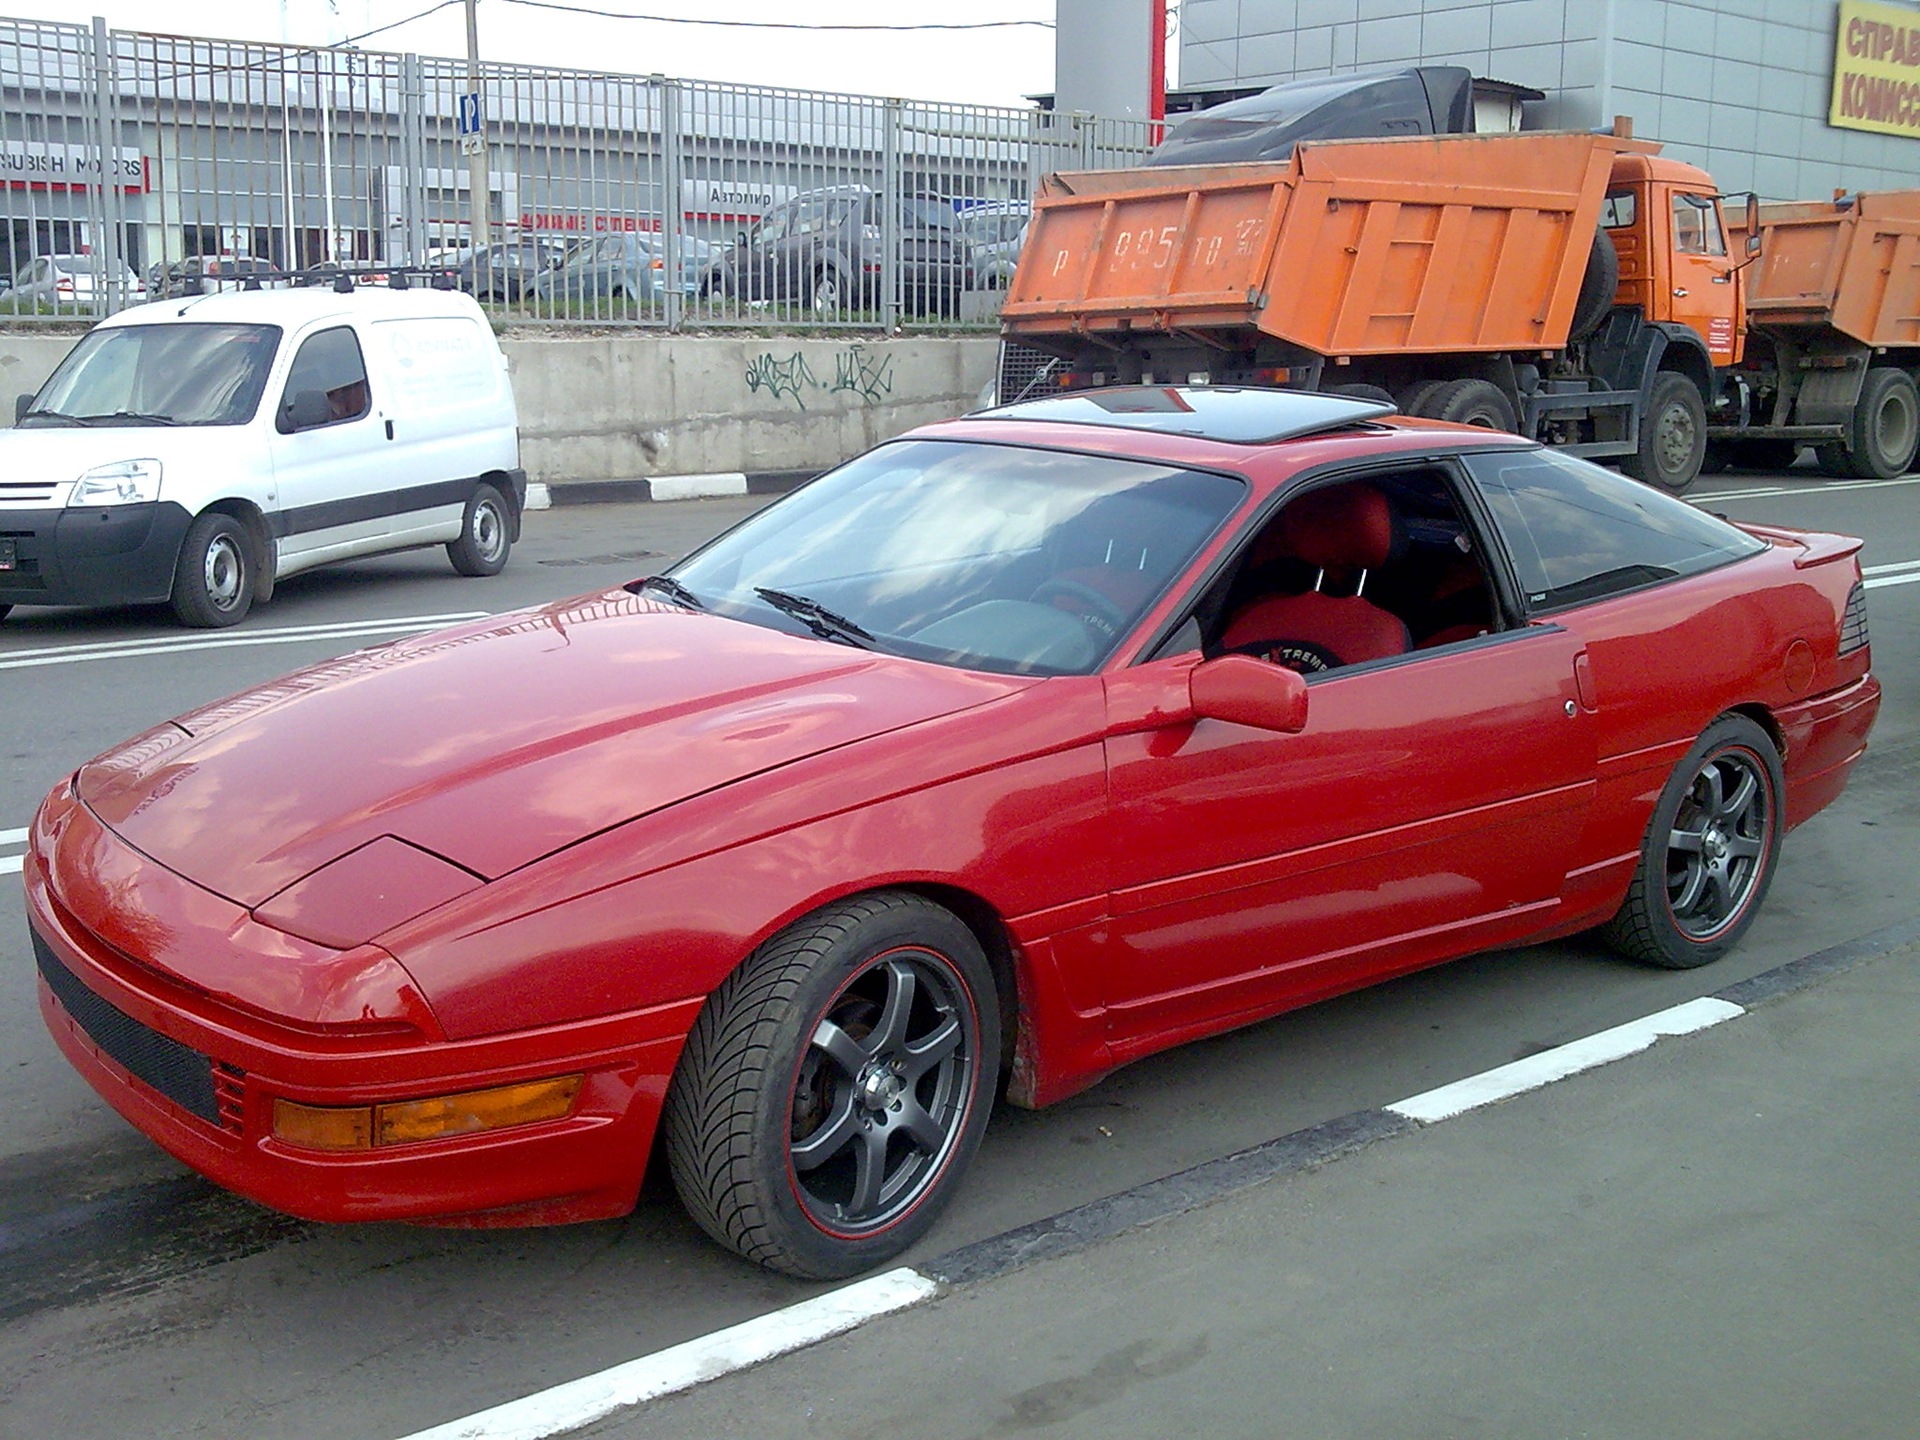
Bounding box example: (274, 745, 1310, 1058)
(33, 926, 226, 1129)
(996, 341, 1062, 405)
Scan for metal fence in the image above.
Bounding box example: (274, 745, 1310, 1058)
(0, 14, 1156, 330)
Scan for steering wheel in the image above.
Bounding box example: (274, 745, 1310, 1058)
(1030, 576, 1131, 641)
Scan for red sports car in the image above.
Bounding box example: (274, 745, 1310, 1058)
(26, 388, 1880, 1278)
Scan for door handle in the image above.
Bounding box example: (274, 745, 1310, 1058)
(1711, 273, 1730, 283)
(385, 419, 395, 440)
(1673, 287, 1689, 298)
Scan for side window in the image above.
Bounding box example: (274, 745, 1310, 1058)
(753, 202, 794, 244)
(1672, 194, 1725, 256)
(1600, 191, 1636, 228)
(282, 325, 370, 426)
(1463, 448, 1764, 610)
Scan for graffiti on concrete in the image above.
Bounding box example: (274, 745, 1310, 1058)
(744, 351, 818, 407)
(744, 345, 895, 409)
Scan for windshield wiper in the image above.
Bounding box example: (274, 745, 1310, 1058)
(754, 587, 875, 648)
(635, 574, 705, 610)
(74, 410, 180, 426)
(17, 407, 83, 427)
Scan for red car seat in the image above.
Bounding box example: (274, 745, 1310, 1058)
(1220, 483, 1410, 672)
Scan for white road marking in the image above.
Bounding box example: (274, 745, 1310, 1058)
(1386, 996, 1746, 1124)
(0, 612, 491, 672)
(1692, 474, 1920, 503)
(0, 855, 21, 875)
(0, 827, 26, 846)
(1865, 559, 1920, 576)
(1866, 572, 1920, 590)
(395, 1268, 940, 1440)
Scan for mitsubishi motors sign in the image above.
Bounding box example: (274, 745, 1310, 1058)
(0, 141, 148, 192)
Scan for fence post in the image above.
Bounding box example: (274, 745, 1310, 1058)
(397, 53, 429, 266)
(88, 17, 127, 315)
(657, 74, 684, 332)
(881, 96, 901, 332)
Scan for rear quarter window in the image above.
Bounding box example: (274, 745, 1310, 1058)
(1464, 448, 1765, 611)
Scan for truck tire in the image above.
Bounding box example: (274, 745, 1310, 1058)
(1840, 367, 1920, 478)
(1568, 227, 1620, 341)
(1396, 379, 1445, 416)
(1426, 377, 1518, 432)
(1622, 372, 1707, 493)
(1327, 382, 1395, 405)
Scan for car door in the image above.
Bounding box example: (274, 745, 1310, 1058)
(269, 322, 393, 565)
(1098, 464, 1598, 1048)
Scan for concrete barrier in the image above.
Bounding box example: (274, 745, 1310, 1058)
(2, 328, 1001, 497)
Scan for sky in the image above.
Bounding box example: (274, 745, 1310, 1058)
(9, 1, 1082, 110)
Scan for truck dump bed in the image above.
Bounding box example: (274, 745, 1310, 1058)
(1743, 191, 1920, 347)
(1000, 131, 1638, 358)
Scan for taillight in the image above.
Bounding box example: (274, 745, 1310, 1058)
(1839, 581, 1869, 656)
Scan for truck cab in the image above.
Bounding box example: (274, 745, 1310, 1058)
(1604, 154, 1742, 368)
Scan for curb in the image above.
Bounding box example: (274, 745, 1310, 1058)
(527, 470, 817, 509)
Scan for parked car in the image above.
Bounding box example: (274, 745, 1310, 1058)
(24, 388, 1879, 1280)
(957, 199, 1030, 289)
(703, 185, 974, 317)
(4, 253, 146, 308)
(151, 254, 289, 299)
(0, 284, 523, 628)
(533, 232, 716, 305)
(457, 240, 565, 301)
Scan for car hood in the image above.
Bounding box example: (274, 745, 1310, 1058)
(77, 592, 1036, 912)
(0, 422, 257, 486)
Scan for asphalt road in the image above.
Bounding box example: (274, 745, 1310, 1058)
(1, 467, 1917, 1440)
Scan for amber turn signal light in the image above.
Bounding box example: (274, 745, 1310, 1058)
(272, 1075, 584, 1152)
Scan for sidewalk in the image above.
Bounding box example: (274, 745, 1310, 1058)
(607, 942, 1920, 1440)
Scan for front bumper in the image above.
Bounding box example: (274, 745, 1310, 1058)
(0, 500, 192, 608)
(25, 786, 698, 1226)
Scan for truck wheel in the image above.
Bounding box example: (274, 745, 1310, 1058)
(169, 512, 254, 628)
(447, 483, 512, 577)
(1427, 377, 1517, 432)
(1568, 227, 1620, 341)
(1841, 367, 1920, 478)
(1622, 372, 1707, 493)
(1396, 379, 1445, 416)
(1327, 382, 1395, 405)
(0, 604, 11, 623)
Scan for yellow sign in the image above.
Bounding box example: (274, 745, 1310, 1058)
(1832, 0, 1920, 136)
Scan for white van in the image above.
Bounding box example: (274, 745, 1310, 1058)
(0, 283, 524, 627)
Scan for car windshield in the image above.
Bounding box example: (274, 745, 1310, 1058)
(668, 439, 1245, 676)
(25, 322, 281, 427)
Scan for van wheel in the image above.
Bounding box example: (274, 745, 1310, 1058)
(170, 513, 254, 628)
(447, 483, 512, 577)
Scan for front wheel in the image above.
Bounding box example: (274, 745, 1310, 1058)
(446, 482, 512, 577)
(1601, 714, 1784, 969)
(664, 891, 999, 1279)
(1622, 371, 1707, 493)
(170, 512, 254, 628)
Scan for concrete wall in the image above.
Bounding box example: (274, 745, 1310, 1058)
(0, 329, 1000, 486)
(501, 334, 999, 485)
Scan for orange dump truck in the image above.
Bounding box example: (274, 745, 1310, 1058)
(1001, 129, 1744, 492)
(1716, 190, 1920, 478)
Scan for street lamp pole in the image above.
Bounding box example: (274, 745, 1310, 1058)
(464, 0, 490, 250)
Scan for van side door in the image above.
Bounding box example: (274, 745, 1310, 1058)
(269, 322, 392, 565)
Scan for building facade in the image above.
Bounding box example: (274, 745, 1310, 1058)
(1178, 0, 1920, 199)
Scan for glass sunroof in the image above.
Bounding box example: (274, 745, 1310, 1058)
(978, 385, 1395, 444)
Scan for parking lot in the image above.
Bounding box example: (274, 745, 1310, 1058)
(2, 468, 1918, 1440)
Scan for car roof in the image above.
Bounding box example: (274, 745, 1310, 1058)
(99, 284, 488, 331)
(974, 385, 1395, 445)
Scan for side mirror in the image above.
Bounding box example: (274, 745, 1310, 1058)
(279, 389, 334, 433)
(15, 393, 33, 424)
(1745, 192, 1762, 257)
(1189, 654, 1309, 734)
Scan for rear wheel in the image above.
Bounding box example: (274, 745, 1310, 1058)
(169, 512, 254, 628)
(1622, 371, 1707, 493)
(446, 483, 511, 577)
(1602, 715, 1783, 969)
(1327, 382, 1396, 406)
(1842, 366, 1920, 478)
(1426, 377, 1518, 432)
(811, 268, 843, 315)
(664, 891, 998, 1279)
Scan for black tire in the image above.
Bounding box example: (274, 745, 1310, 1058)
(1428, 377, 1519, 432)
(664, 891, 999, 1279)
(1621, 371, 1707, 493)
(1568, 227, 1620, 341)
(1327, 382, 1396, 406)
(446, 482, 512, 577)
(1396, 378, 1446, 417)
(169, 511, 255, 628)
(1601, 714, 1784, 969)
(1813, 443, 1855, 478)
(0, 604, 12, 622)
(1841, 366, 1920, 478)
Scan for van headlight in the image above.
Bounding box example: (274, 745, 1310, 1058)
(69, 459, 163, 506)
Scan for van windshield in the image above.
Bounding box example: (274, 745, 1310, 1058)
(24, 322, 282, 427)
